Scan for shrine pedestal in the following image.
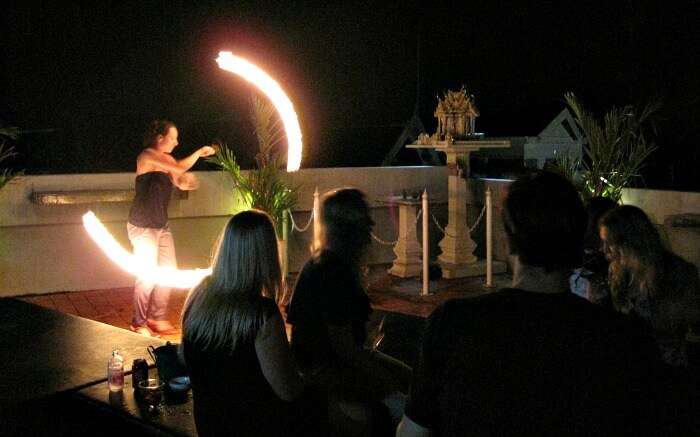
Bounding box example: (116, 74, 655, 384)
(407, 140, 511, 279)
(377, 196, 430, 278)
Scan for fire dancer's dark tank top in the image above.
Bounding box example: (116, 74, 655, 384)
(128, 171, 173, 228)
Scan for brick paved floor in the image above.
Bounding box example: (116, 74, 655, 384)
(17, 265, 513, 344)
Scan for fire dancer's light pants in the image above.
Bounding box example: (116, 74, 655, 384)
(127, 223, 177, 327)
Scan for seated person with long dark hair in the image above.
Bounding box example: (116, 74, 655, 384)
(599, 205, 700, 368)
(398, 171, 667, 436)
(287, 188, 412, 435)
(182, 210, 306, 437)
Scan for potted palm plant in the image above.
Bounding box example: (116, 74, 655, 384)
(555, 93, 659, 202)
(208, 94, 300, 238)
(0, 127, 21, 191)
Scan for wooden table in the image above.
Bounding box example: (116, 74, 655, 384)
(0, 298, 163, 403)
(75, 377, 197, 436)
(0, 298, 171, 435)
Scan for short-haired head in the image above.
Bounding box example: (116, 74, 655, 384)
(503, 171, 585, 271)
(320, 188, 374, 262)
(143, 119, 176, 148)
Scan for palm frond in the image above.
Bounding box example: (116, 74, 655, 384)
(564, 93, 658, 202)
(0, 142, 21, 191)
(210, 95, 300, 236)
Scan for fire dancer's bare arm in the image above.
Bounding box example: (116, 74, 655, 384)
(137, 145, 215, 175)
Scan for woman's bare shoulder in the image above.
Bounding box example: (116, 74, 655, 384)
(137, 148, 176, 173)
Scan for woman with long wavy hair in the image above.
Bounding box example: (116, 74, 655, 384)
(599, 205, 700, 367)
(181, 210, 306, 436)
(287, 188, 412, 435)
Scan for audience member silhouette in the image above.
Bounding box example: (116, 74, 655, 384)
(287, 188, 412, 436)
(181, 210, 314, 437)
(397, 171, 667, 436)
(600, 205, 700, 367)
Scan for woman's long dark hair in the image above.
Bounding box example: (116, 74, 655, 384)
(182, 209, 282, 353)
(317, 188, 373, 269)
(600, 205, 664, 311)
(599, 205, 698, 333)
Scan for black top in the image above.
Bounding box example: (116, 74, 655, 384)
(287, 250, 371, 373)
(621, 252, 700, 367)
(406, 288, 668, 436)
(128, 171, 173, 228)
(183, 297, 290, 437)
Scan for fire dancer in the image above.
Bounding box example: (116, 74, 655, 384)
(127, 119, 215, 337)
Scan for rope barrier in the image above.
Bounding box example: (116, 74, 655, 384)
(287, 209, 314, 233)
(429, 204, 487, 239)
(469, 204, 487, 234)
(370, 209, 423, 246)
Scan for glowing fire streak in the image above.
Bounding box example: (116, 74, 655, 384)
(82, 211, 211, 289)
(216, 51, 302, 172)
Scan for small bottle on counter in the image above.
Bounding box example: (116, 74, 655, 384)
(108, 349, 124, 392)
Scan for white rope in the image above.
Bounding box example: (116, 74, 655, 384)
(469, 204, 487, 233)
(430, 204, 487, 238)
(287, 209, 314, 233)
(371, 209, 423, 246)
(430, 212, 458, 239)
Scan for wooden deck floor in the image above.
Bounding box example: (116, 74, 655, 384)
(17, 264, 513, 343)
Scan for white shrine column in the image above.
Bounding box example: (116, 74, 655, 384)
(407, 140, 511, 279)
(437, 150, 478, 277)
(388, 199, 423, 278)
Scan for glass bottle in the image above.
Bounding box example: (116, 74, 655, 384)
(108, 349, 125, 392)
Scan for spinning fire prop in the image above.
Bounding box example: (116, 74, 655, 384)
(82, 211, 212, 288)
(216, 51, 303, 172)
(83, 52, 303, 288)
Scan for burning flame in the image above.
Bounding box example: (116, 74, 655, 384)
(216, 51, 303, 172)
(82, 211, 211, 289)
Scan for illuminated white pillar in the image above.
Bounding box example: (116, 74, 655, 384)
(486, 188, 493, 288)
(422, 190, 430, 296)
(313, 187, 321, 252)
(282, 211, 289, 279)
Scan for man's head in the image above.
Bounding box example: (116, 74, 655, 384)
(503, 171, 585, 272)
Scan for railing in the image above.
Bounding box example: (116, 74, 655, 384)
(283, 187, 495, 296)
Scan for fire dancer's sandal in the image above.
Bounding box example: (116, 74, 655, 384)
(130, 324, 160, 338)
(147, 320, 179, 335)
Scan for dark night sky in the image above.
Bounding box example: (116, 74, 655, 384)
(2, 1, 698, 190)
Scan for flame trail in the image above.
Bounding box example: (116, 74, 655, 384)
(82, 211, 211, 289)
(216, 51, 303, 172)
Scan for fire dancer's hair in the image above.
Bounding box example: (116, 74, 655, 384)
(318, 187, 374, 267)
(143, 119, 176, 148)
(503, 170, 585, 271)
(182, 209, 282, 353)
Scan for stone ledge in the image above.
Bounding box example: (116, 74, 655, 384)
(665, 213, 700, 228)
(31, 189, 188, 205)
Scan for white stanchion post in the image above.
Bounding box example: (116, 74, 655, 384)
(313, 187, 321, 252)
(422, 189, 430, 296)
(282, 211, 289, 279)
(486, 187, 493, 288)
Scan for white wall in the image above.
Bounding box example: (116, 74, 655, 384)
(0, 167, 449, 296)
(622, 188, 700, 268)
(2, 170, 696, 297)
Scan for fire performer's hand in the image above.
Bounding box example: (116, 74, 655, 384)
(199, 145, 216, 157)
(176, 172, 200, 190)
